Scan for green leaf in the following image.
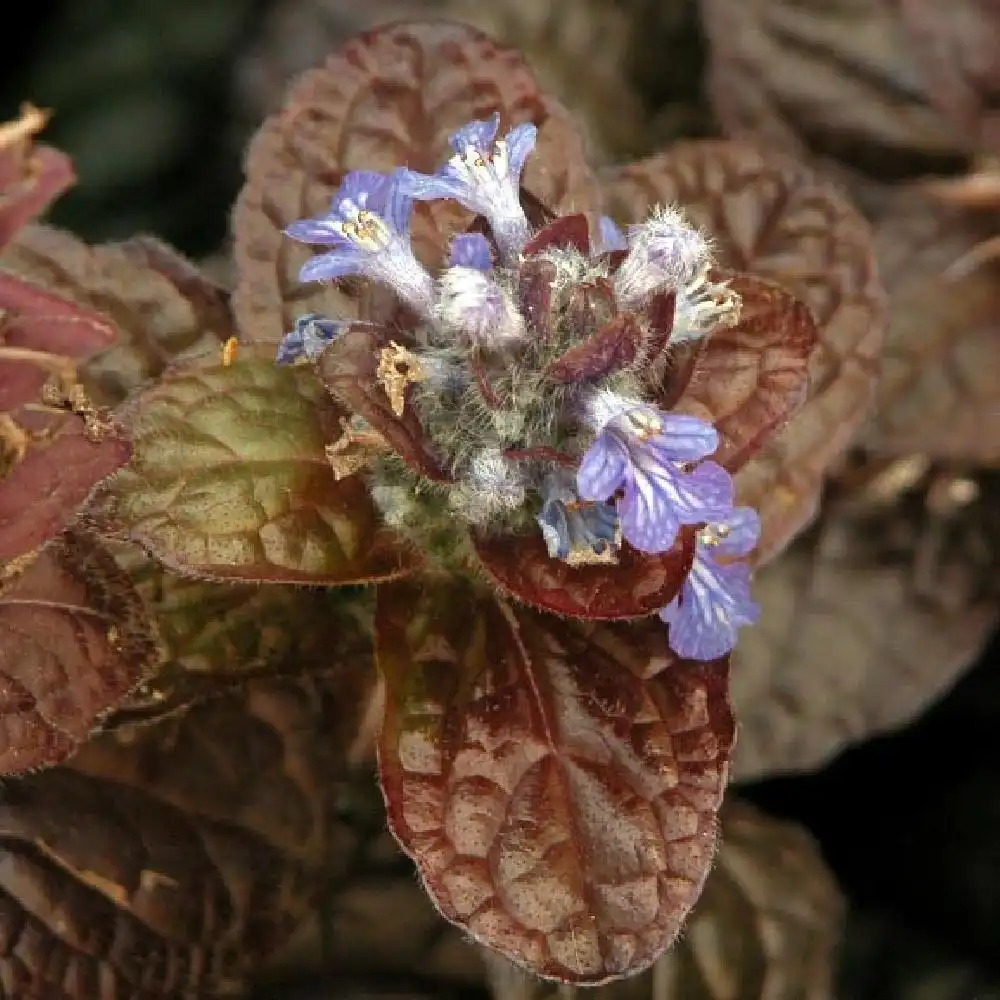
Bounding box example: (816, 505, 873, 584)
(90, 351, 420, 584)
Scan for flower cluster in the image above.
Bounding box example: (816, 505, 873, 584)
(279, 112, 760, 658)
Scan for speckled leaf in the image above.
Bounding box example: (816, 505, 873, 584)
(864, 190, 1000, 463)
(472, 527, 693, 620)
(662, 272, 817, 473)
(317, 322, 451, 481)
(731, 462, 1000, 781)
(602, 141, 885, 562)
(0, 664, 372, 998)
(1, 225, 235, 407)
(700, 0, 973, 209)
(0, 530, 159, 776)
(90, 351, 418, 584)
(0, 107, 74, 248)
(108, 546, 374, 724)
(483, 800, 843, 1000)
(376, 574, 734, 985)
(233, 19, 600, 344)
(900, 0, 1000, 153)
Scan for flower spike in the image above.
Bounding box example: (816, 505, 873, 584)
(659, 507, 761, 659)
(285, 170, 433, 315)
(396, 113, 537, 260)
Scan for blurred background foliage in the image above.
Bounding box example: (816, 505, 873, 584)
(4, 2, 1000, 999)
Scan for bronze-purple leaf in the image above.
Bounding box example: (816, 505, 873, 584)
(0, 105, 75, 249)
(640, 291, 677, 368)
(545, 314, 642, 384)
(864, 189, 1000, 464)
(522, 213, 591, 256)
(1, 227, 234, 407)
(518, 257, 558, 341)
(473, 527, 694, 620)
(0, 423, 131, 566)
(318, 322, 451, 481)
(664, 272, 818, 474)
(0, 664, 373, 996)
(0, 530, 159, 776)
(232, 19, 600, 344)
(376, 575, 734, 984)
(602, 140, 885, 562)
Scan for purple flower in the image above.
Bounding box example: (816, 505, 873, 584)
(450, 232, 493, 270)
(596, 215, 627, 254)
(435, 266, 524, 346)
(614, 206, 712, 310)
(537, 469, 620, 565)
(659, 507, 761, 660)
(285, 170, 433, 315)
(577, 394, 733, 554)
(275, 313, 346, 364)
(395, 113, 537, 260)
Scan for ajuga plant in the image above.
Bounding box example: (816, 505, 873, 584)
(0, 20, 885, 994)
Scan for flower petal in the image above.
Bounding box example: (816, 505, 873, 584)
(660, 560, 759, 660)
(577, 433, 628, 501)
(713, 506, 761, 558)
(450, 232, 493, 270)
(648, 412, 721, 461)
(394, 166, 467, 203)
(618, 470, 683, 553)
(298, 250, 362, 283)
(505, 122, 538, 178)
(663, 460, 735, 523)
(597, 215, 628, 253)
(284, 218, 347, 246)
(449, 113, 500, 154)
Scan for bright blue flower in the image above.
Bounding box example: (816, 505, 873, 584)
(577, 394, 733, 554)
(659, 506, 761, 660)
(285, 170, 433, 315)
(537, 469, 620, 565)
(395, 113, 537, 260)
(449, 232, 493, 270)
(275, 313, 346, 365)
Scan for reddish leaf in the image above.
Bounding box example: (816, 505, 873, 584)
(0, 663, 374, 997)
(0, 423, 131, 566)
(545, 314, 642, 383)
(473, 526, 694, 620)
(91, 351, 419, 585)
(663, 272, 818, 473)
(518, 257, 558, 340)
(641, 291, 678, 367)
(864, 190, 1000, 463)
(523, 214, 591, 256)
(233, 19, 600, 344)
(376, 575, 734, 984)
(2, 226, 234, 407)
(602, 141, 885, 562)
(0, 105, 74, 248)
(0, 531, 159, 776)
(318, 323, 451, 481)
(0, 269, 118, 411)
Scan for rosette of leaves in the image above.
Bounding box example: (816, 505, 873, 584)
(85, 20, 884, 986)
